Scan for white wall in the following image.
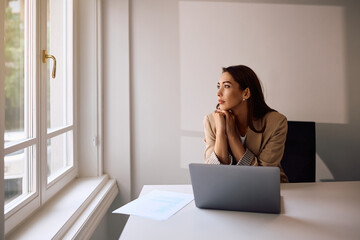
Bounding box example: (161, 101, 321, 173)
(179, 2, 347, 126)
(77, 0, 100, 177)
(130, 0, 192, 198)
(76, 0, 131, 239)
(98, 0, 131, 239)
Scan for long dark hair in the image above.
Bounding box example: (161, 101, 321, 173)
(222, 65, 275, 133)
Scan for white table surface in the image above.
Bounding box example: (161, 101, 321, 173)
(119, 181, 360, 240)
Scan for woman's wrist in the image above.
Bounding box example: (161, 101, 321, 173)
(216, 127, 226, 137)
(227, 132, 239, 142)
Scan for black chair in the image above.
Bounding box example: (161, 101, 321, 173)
(281, 121, 316, 183)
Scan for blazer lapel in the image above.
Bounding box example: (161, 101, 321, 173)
(246, 118, 263, 155)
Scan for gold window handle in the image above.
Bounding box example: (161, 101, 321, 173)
(42, 50, 57, 79)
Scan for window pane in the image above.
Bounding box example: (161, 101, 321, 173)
(47, 131, 73, 183)
(4, 0, 26, 146)
(47, 0, 73, 131)
(4, 145, 36, 207)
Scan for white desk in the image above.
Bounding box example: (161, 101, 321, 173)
(119, 182, 360, 240)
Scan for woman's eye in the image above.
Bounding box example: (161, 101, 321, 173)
(224, 85, 230, 88)
(217, 85, 220, 89)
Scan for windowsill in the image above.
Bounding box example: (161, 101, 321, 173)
(6, 175, 119, 239)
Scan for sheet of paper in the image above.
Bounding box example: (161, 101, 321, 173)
(112, 190, 194, 220)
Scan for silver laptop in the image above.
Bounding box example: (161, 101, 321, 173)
(189, 163, 281, 214)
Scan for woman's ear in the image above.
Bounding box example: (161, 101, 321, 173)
(243, 88, 251, 100)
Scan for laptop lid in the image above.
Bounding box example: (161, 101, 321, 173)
(189, 163, 281, 214)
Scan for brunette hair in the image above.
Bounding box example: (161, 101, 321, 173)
(222, 65, 275, 133)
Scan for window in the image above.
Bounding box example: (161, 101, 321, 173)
(2, 0, 76, 234)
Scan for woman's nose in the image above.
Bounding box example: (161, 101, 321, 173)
(217, 88, 222, 97)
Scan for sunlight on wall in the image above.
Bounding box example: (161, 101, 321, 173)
(179, 1, 346, 168)
(316, 153, 335, 181)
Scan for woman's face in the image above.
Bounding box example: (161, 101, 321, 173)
(217, 72, 244, 111)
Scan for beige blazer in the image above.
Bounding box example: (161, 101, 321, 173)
(203, 111, 289, 183)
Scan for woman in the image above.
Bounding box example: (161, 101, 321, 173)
(203, 65, 289, 183)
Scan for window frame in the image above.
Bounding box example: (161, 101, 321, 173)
(1, 0, 5, 236)
(3, 0, 78, 234)
(39, 0, 77, 204)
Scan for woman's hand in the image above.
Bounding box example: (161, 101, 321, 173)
(212, 110, 230, 164)
(212, 110, 226, 135)
(226, 111, 237, 137)
(216, 110, 237, 138)
(220, 110, 246, 162)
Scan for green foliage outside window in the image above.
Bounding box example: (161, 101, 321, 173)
(4, 5, 25, 131)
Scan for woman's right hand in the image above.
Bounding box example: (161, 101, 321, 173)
(212, 110, 226, 135)
(212, 110, 230, 164)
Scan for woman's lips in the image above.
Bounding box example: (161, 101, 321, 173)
(218, 100, 225, 104)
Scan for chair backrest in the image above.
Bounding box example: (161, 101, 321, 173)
(281, 121, 316, 183)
